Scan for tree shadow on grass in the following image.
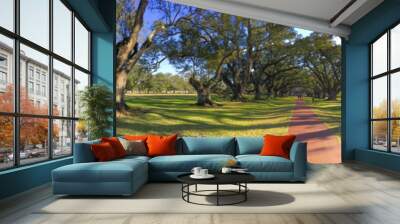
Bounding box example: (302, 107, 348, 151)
(119, 96, 297, 135)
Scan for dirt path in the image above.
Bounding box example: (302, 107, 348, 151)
(288, 100, 341, 164)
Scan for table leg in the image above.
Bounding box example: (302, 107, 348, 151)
(187, 184, 190, 202)
(217, 184, 219, 206)
(245, 183, 247, 201)
(195, 184, 198, 192)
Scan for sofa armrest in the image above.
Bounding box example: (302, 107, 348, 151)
(289, 141, 307, 181)
(73, 140, 100, 163)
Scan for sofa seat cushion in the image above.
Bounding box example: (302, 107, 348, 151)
(149, 154, 235, 172)
(117, 155, 150, 162)
(236, 155, 293, 172)
(53, 159, 147, 183)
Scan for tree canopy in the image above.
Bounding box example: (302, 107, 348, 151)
(116, 0, 342, 109)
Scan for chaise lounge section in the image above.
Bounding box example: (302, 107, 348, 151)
(52, 137, 307, 196)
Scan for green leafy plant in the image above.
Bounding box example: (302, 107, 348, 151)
(80, 84, 113, 140)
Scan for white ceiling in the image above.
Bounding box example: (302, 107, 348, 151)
(228, 0, 351, 22)
(169, 0, 384, 37)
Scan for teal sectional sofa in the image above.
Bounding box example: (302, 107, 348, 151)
(52, 137, 307, 196)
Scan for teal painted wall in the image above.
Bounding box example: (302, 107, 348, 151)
(0, 158, 72, 199)
(91, 0, 116, 135)
(343, 0, 400, 171)
(0, 0, 116, 200)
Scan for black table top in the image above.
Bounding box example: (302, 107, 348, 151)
(177, 172, 255, 185)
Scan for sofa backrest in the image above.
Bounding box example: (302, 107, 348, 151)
(235, 137, 263, 155)
(178, 137, 236, 155)
(73, 140, 100, 163)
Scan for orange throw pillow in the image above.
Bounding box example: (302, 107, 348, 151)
(146, 134, 178, 157)
(260, 134, 296, 159)
(91, 142, 117, 162)
(124, 135, 148, 141)
(101, 137, 126, 158)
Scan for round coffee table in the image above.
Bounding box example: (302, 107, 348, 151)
(177, 173, 255, 206)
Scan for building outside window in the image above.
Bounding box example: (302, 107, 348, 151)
(0, 0, 91, 170)
(0, 54, 7, 90)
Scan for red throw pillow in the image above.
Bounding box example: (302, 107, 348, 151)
(101, 137, 126, 158)
(146, 134, 178, 157)
(260, 134, 296, 159)
(91, 142, 117, 161)
(124, 135, 148, 141)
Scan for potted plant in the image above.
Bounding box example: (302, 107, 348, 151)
(80, 84, 113, 140)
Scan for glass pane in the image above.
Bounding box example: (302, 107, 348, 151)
(372, 33, 387, 76)
(0, 116, 14, 170)
(75, 120, 88, 143)
(372, 76, 387, 119)
(53, 119, 72, 157)
(372, 121, 388, 151)
(391, 24, 400, 70)
(391, 72, 400, 118)
(391, 120, 400, 153)
(53, 0, 72, 60)
(0, 0, 14, 31)
(53, 59, 72, 117)
(75, 18, 89, 70)
(20, 117, 49, 165)
(20, 0, 49, 49)
(74, 69, 89, 118)
(0, 35, 14, 112)
(20, 44, 49, 115)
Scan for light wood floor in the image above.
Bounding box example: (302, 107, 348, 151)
(1, 162, 400, 224)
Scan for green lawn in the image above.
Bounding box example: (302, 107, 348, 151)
(117, 95, 297, 136)
(304, 97, 341, 137)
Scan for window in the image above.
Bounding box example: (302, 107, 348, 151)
(0, 71, 7, 85)
(0, 34, 13, 113)
(74, 69, 89, 118)
(0, 54, 7, 67)
(53, 119, 72, 158)
(370, 23, 400, 153)
(42, 85, 46, 97)
(35, 70, 41, 81)
(28, 81, 34, 94)
(36, 84, 40, 96)
(0, 54, 8, 90)
(0, 0, 91, 170)
(75, 17, 90, 70)
(53, 0, 72, 60)
(20, 0, 49, 48)
(28, 67, 34, 80)
(0, 116, 14, 170)
(0, 0, 14, 32)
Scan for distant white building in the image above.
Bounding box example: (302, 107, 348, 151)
(0, 41, 78, 149)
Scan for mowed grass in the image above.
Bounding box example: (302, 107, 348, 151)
(305, 97, 341, 137)
(117, 95, 297, 137)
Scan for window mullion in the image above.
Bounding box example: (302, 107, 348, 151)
(48, 0, 54, 160)
(71, 10, 76, 154)
(13, 0, 21, 167)
(388, 30, 391, 153)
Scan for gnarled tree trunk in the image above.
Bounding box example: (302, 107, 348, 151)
(254, 83, 262, 100)
(189, 77, 214, 106)
(327, 89, 338, 101)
